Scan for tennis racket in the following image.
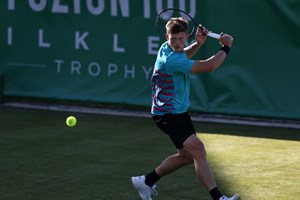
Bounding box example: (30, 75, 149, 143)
(155, 8, 220, 40)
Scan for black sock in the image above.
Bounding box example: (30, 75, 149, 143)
(145, 170, 161, 187)
(209, 187, 223, 200)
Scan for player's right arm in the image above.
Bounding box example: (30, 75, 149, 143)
(190, 33, 233, 73)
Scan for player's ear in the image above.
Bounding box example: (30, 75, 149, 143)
(165, 34, 169, 40)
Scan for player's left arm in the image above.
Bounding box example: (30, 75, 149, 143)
(184, 26, 208, 58)
(190, 33, 233, 73)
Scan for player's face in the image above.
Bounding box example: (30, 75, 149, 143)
(166, 32, 188, 52)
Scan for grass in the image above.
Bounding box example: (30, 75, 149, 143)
(201, 134, 300, 200)
(0, 107, 299, 200)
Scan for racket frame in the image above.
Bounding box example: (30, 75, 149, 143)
(155, 8, 220, 40)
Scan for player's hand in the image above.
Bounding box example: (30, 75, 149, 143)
(195, 25, 208, 45)
(219, 32, 233, 48)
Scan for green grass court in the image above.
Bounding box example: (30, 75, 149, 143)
(0, 107, 299, 200)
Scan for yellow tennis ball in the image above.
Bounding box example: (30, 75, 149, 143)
(66, 116, 77, 127)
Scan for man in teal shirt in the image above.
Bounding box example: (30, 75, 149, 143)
(151, 40, 195, 115)
(132, 17, 239, 200)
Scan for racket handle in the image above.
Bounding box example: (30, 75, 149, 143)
(207, 32, 221, 40)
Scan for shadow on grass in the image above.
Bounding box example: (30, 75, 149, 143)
(194, 121, 300, 141)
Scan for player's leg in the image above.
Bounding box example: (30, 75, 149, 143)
(155, 149, 193, 177)
(182, 135, 240, 200)
(182, 134, 217, 190)
(131, 149, 193, 200)
(131, 113, 194, 199)
(152, 113, 195, 178)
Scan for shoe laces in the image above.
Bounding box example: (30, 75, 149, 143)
(151, 184, 158, 196)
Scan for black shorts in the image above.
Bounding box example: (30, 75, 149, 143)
(152, 112, 196, 149)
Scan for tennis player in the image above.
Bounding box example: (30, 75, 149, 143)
(132, 17, 239, 200)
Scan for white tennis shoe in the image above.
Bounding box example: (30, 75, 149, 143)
(131, 175, 158, 200)
(220, 194, 240, 200)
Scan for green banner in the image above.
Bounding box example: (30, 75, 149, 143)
(1, 0, 300, 120)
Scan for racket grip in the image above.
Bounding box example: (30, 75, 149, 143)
(207, 32, 221, 40)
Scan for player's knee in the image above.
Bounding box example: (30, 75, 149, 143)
(192, 141, 207, 159)
(184, 135, 207, 159)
